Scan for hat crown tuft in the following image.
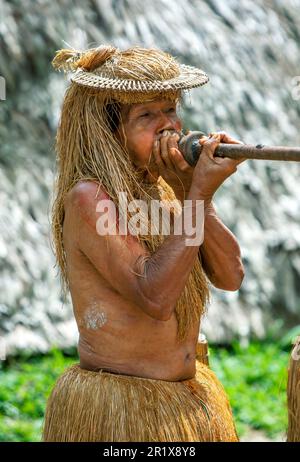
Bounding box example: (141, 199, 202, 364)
(52, 45, 118, 73)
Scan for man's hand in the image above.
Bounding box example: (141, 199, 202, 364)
(151, 130, 194, 202)
(191, 131, 246, 201)
(149, 130, 246, 203)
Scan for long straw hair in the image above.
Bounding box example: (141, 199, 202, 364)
(51, 45, 210, 342)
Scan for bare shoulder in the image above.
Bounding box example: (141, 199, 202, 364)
(66, 180, 109, 208)
(64, 180, 110, 228)
(64, 180, 141, 248)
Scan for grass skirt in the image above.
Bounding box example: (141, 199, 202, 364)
(42, 360, 238, 442)
(287, 337, 300, 442)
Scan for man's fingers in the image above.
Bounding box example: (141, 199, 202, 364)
(168, 134, 191, 171)
(199, 136, 222, 163)
(217, 157, 246, 172)
(211, 132, 246, 164)
(152, 140, 164, 170)
(235, 157, 247, 166)
(160, 131, 173, 168)
(209, 131, 244, 145)
(170, 148, 192, 171)
(200, 133, 247, 167)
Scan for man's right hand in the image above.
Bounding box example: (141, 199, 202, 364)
(190, 132, 246, 201)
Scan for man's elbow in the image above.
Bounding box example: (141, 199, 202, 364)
(213, 265, 245, 291)
(152, 309, 173, 321)
(135, 262, 174, 321)
(223, 274, 244, 291)
(147, 299, 174, 321)
(141, 295, 174, 321)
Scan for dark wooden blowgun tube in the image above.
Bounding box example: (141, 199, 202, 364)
(178, 131, 300, 166)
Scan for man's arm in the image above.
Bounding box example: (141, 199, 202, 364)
(70, 181, 204, 322)
(199, 201, 244, 291)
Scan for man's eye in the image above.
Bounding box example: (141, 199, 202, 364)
(140, 112, 150, 118)
(167, 108, 176, 113)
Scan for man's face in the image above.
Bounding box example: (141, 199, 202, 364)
(117, 99, 182, 182)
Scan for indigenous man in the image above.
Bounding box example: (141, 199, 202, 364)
(43, 45, 245, 442)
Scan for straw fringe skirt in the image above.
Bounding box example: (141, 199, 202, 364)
(42, 360, 238, 442)
(287, 337, 300, 442)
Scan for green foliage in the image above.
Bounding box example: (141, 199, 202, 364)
(0, 348, 76, 442)
(209, 341, 289, 438)
(0, 342, 290, 441)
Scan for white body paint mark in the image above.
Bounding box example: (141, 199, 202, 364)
(84, 303, 108, 330)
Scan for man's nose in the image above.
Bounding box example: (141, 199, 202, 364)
(157, 112, 180, 135)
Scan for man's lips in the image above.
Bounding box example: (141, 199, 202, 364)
(155, 129, 182, 142)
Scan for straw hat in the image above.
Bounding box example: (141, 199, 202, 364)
(52, 45, 209, 96)
(70, 63, 209, 92)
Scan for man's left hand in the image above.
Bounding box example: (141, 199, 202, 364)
(151, 130, 194, 202)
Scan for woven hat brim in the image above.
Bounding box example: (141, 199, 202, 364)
(70, 64, 209, 92)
